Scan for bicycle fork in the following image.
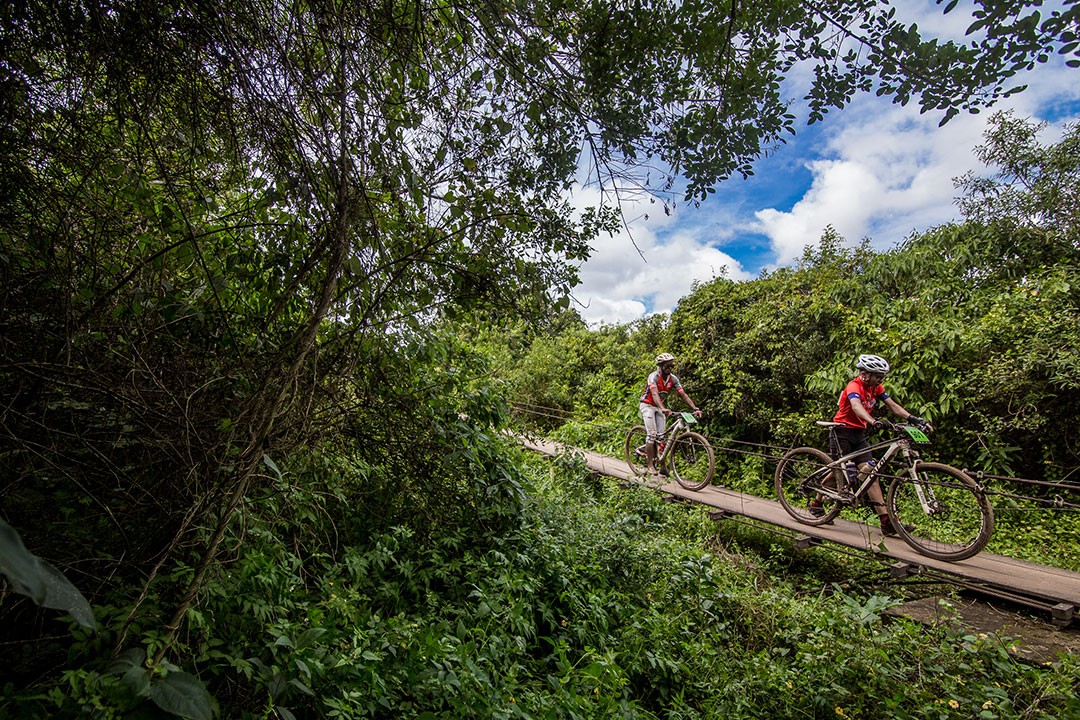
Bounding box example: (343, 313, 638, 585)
(903, 451, 942, 516)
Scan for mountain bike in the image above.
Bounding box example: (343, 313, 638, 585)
(625, 412, 715, 491)
(775, 420, 994, 561)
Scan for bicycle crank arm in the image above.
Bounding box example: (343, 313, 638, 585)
(813, 487, 855, 503)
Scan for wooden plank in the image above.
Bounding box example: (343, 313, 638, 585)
(890, 562, 920, 579)
(1052, 603, 1076, 628)
(665, 481, 1080, 607)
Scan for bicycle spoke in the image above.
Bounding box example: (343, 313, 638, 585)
(670, 431, 714, 491)
(887, 462, 994, 561)
(775, 447, 842, 525)
(623, 426, 650, 478)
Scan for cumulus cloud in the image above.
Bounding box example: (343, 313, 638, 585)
(756, 78, 1079, 266)
(568, 188, 752, 325)
(756, 104, 986, 265)
(754, 3, 1080, 266)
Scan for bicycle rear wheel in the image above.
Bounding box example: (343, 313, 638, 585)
(775, 447, 843, 525)
(670, 431, 715, 491)
(886, 462, 994, 562)
(624, 425, 650, 478)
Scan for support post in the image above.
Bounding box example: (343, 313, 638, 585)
(889, 562, 919, 579)
(1052, 603, 1075, 628)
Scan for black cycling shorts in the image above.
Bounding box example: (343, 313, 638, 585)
(831, 426, 873, 466)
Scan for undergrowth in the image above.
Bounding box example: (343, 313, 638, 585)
(3, 447, 1076, 719)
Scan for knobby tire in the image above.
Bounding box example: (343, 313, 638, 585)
(670, 431, 715, 491)
(775, 447, 844, 525)
(624, 425, 650, 478)
(887, 462, 994, 561)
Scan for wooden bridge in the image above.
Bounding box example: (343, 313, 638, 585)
(518, 435, 1080, 628)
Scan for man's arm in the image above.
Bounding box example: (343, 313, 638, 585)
(648, 383, 668, 413)
(848, 392, 876, 426)
(882, 397, 931, 428)
(677, 388, 703, 417)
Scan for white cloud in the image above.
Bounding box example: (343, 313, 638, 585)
(757, 157, 886, 265)
(570, 0, 1080, 324)
(742, 0, 1080, 266)
(756, 60, 1080, 266)
(569, 188, 753, 325)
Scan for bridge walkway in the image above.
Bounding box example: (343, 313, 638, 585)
(518, 435, 1080, 626)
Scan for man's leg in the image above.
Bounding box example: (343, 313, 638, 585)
(654, 410, 668, 474)
(641, 404, 659, 473)
(862, 465, 886, 518)
(858, 459, 909, 535)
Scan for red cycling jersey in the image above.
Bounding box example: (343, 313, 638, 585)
(640, 370, 682, 406)
(833, 377, 889, 429)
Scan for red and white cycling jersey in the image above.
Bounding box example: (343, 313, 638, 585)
(641, 370, 682, 406)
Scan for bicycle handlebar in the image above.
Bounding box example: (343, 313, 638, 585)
(874, 418, 933, 436)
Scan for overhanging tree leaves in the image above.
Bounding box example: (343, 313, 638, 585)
(0, 520, 96, 630)
(1, 0, 1077, 700)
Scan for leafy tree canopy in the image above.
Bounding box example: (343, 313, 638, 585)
(0, 0, 1077, 707)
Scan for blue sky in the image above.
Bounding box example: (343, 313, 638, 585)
(569, 1, 1080, 326)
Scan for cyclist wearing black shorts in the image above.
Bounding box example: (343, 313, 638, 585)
(819, 354, 931, 536)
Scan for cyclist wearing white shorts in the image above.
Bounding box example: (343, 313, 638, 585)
(639, 353, 703, 474)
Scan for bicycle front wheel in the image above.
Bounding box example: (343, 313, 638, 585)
(887, 462, 994, 562)
(775, 447, 843, 525)
(670, 431, 715, 491)
(624, 425, 650, 478)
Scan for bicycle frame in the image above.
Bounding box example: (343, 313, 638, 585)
(655, 414, 691, 464)
(626, 411, 714, 491)
(777, 421, 995, 561)
(816, 428, 935, 512)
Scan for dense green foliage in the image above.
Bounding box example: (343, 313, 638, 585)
(498, 114, 1080, 474)
(2, 0, 1079, 716)
(494, 114, 1080, 570)
(5, 449, 1078, 718)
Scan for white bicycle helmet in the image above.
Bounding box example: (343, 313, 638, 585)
(655, 352, 676, 365)
(855, 354, 890, 374)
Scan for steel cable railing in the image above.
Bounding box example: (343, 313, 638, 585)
(508, 400, 1080, 512)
